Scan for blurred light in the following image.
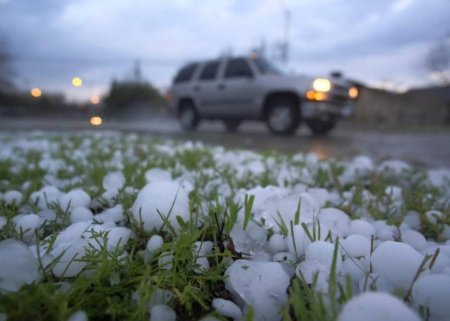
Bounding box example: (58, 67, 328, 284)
(314, 92, 327, 101)
(72, 77, 83, 87)
(312, 78, 331, 92)
(90, 116, 102, 126)
(30, 88, 42, 98)
(90, 95, 100, 105)
(306, 90, 328, 101)
(349, 87, 358, 99)
(306, 90, 315, 100)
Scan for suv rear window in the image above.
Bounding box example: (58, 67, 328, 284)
(224, 58, 253, 78)
(174, 63, 198, 83)
(199, 61, 220, 80)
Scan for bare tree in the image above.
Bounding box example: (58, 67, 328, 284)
(0, 37, 15, 92)
(426, 35, 450, 85)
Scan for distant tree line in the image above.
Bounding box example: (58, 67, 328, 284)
(103, 79, 167, 111)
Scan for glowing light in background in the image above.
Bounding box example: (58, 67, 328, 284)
(349, 87, 359, 99)
(90, 116, 102, 126)
(72, 77, 83, 87)
(90, 95, 100, 105)
(31, 88, 42, 98)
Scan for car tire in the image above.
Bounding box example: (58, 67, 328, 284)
(266, 96, 300, 135)
(306, 118, 336, 136)
(223, 119, 241, 132)
(178, 100, 199, 130)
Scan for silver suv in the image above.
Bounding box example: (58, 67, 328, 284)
(167, 55, 358, 135)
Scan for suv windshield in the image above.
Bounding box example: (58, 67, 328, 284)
(253, 58, 282, 75)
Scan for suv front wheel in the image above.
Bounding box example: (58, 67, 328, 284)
(178, 100, 200, 130)
(266, 97, 300, 135)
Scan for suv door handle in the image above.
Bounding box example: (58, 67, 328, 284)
(193, 85, 200, 92)
(218, 84, 226, 90)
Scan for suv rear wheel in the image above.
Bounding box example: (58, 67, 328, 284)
(266, 97, 300, 135)
(178, 100, 199, 130)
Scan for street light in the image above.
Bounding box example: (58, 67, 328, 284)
(90, 95, 100, 105)
(72, 77, 83, 87)
(31, 88, 42, 98)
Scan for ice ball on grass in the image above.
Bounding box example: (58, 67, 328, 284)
(212, 298, 242, 320)
(230, 221, 267, 255)
(147, 235, 164, 253)
(3, 190, 22, 205)
(412, 274, 450, 320)
(377, 159, 411, 176)
(105, 227, 130, 251)
(145, 168, 172, 183)
(51, 242, 88, 278)
(317, 208, 351, 238)
(67, 311, 88, 321)
(70, 207, 94, 223)
(131, 181, 189, 232)
(149, 304, 176, 321)
(287, 224, 308, 258)
(225, 259, 290, 321)
(58, 189, 91, 212)
(30, 186, 62, 209)
(14, 214, 41, 243)
(342, 256, 370, 283)
(350, 219, 375, 238)
(337, 292, 420, 321)
(0, 239, 41, 292)
(401, 230, 427, 251)
(425, 210, 443, 225)
(267, 233, 288, 254)
(295, 260, 329, 292)
(103, 171, 125, 192)
(341, 235, 371, 258)
(94, 205, 124, 224)
(403, 211, 421, 230)
(147, 287, 173, 310)
(305, 240, 342, 273)
(272, 252, 296, 277)
(371, 241, 424, 290)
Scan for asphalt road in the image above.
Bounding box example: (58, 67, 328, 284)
(1, 117, 449, 168)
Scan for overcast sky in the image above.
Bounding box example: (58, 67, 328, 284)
(1, 0, 449, 101)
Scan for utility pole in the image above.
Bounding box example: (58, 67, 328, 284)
(278, 0, 291, 64)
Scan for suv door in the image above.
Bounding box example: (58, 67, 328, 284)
(216, 58, 259, 117)
(195, 60, 223, 116)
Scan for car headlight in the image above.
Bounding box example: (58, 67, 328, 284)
(312, 78, 331, 92)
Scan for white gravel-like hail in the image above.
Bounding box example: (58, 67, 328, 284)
(0, 132, 449, 321)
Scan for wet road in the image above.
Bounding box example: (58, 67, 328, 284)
(1, 117, 449, 168)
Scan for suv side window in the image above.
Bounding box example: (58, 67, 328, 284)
(224, 58, 253, 78)
(199, 61, 220, 81)
(174, 63, 198, 83)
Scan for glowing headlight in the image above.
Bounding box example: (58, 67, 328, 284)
(312, 78, 331, 92)
(349, 86, 359, 99)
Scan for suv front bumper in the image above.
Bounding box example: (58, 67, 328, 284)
(302, 101, 355, 119)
